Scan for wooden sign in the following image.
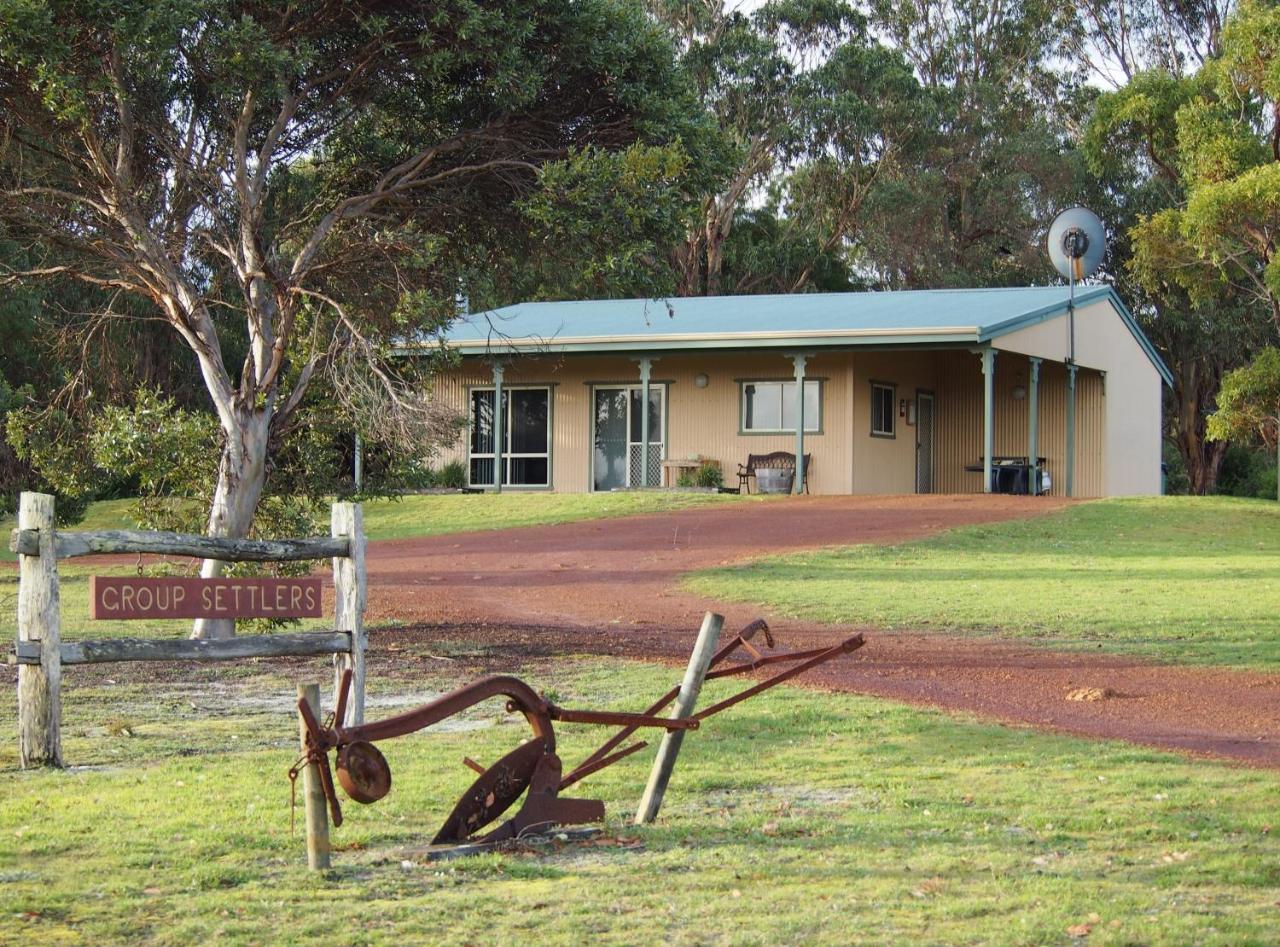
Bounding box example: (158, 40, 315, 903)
(90, 576, 323, 621)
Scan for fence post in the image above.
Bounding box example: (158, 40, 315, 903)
(17, 491, 62, 768)
(296, 683, 331, 870)
(331, 502, 366, 725)
(634, 611, 723, 825)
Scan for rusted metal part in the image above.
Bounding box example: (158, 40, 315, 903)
(557, 740, 649, 792)
(336, 741, 391, 804)
(293, 621, 865, 847)
(694, 634, 865, 721)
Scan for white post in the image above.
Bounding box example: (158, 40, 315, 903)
(331, 502, 367, 725)
(492, 362, 505, 494)
(17, 492, 62, 768)
(634, 611, 723, 824)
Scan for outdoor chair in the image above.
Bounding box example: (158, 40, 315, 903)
(736, 451, 812, 494)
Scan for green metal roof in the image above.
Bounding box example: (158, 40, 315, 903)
(432, 285, 1173, 385)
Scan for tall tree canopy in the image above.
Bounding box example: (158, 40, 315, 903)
(0, 0, 705, 635)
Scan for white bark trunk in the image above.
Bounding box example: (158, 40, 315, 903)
(191, 411, 271, 640)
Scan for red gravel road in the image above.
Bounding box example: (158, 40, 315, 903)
(364, 495, 1280, 767)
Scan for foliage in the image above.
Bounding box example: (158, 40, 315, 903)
(0, 0, 708, 564)
(689, 497, 1280, 668)
(1206, 346, 1280, 448)
(676, 460, 725, 489)
(435, 461, 468, 491)
(1214, 443, 1279, 499)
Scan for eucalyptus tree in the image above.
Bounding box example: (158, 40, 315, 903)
(859, 0, 1079, 288)
(0, 0, 701, 636)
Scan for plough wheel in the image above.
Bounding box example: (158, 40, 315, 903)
(337, 741, 392, 804)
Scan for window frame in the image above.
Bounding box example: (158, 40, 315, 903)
(737, 378, 823, 435)
(467, 384, 553, 489)
(870, 380, 896, 439)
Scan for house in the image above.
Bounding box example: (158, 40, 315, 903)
(413, 286, 1172, 497)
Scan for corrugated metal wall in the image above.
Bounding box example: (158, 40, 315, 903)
(428, 347, 1106, 496)
(934, 350, 1104, 496)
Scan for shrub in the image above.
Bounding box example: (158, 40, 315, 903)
(694, 460, 723, 489)
(437, 459, 467, 489)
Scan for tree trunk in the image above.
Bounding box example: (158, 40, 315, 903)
(1173, 360, 1228, 495)
(190, 410, 271, 640)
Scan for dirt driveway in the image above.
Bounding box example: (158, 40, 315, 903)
(365, 494, 1280, 767)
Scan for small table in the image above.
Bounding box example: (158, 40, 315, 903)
(661, 458, 703, 487)
(660, 458, 721, 488)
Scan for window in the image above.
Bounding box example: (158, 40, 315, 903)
(741, 380, 820, 432)
(870, 381, 896, 438)
(469, 387, 550, 487)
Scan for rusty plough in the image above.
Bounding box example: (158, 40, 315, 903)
(294, 620, 863, 847)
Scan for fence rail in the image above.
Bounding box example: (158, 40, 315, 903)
(9, 630, 353, 666)
(11, 492, 368, 769)
(9, 528, 351, 562)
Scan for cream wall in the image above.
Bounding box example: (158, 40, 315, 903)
(992, 298, 1163, 495)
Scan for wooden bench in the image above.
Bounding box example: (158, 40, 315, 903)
(736, 451, 812, 494)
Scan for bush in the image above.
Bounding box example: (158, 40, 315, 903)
(1216, 444, 1277, 499)
(676, 460, 723, 489)
(436, 459, 467, 489)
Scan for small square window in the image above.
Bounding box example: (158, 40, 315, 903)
(871, 382, 896, 437)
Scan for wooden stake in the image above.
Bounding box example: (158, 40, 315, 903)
(297, 683, 330, 870)
(331, 502, 367, 725)
(634, 611, 723, 825)
(17, 492, 61, 768)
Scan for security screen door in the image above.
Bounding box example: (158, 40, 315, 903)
(593, 386, 664, 490)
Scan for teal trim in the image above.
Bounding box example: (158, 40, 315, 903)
(981, 350, 996, 493)
(793, 354, 808, 493)
(447, 333, 979, 355)
(464, 381, 553, 491)
(637, 357, 653, 488)
(869, 380, 896, 439)
(587, 382, 670, 492)
(492, 362, 504, 495)
(978, 285, 1174, 389)
(737, 379, 824, 436)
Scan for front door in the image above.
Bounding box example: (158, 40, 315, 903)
(915, 391, 935, 494)
(593, 386, 664, 490)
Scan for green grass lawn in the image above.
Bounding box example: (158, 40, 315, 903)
(2, 491, 758, 564)
(0, 656, 1276, 945)
(686, 497, 1280, 668)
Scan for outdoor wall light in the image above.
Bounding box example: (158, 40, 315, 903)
(694, 372, 709, 388)
(1011, 384, 1027, 400)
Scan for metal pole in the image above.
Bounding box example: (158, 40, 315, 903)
(981, 349, 996, 494)
(1028, 357, 1041, 496)
(492, 362, 505, 494)
(352, 434, 363, 491)
(638, 357, 652, 488)
(1065, 363, 1077, 498)
(793, 354, 808, 494)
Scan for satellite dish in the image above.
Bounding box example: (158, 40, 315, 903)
(1047, 207, 1105, 282)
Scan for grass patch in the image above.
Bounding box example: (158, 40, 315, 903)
(686, 496, 1280, 668)
(0, 656, 1276, 944)
(2, 492, 757, 563)
(359, 491, 759, 541)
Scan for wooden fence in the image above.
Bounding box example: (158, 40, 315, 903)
(7, 492, 367, 768)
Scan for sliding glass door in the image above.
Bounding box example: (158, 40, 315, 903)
(469, 387, 551, 488)
(593, 386, 664, 491)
